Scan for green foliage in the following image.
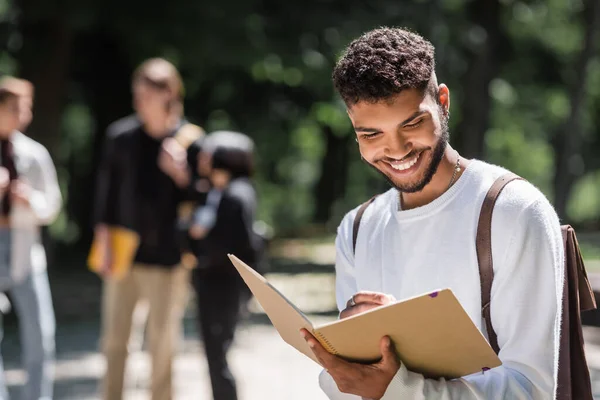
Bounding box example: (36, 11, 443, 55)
(568, 171, 600, 223)
(4, 0, 600, 249)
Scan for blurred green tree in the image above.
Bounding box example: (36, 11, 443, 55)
(0, 0, 599, 264)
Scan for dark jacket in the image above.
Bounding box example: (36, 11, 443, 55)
(193, 178, 261, 274)
(93, 115, 192, 267)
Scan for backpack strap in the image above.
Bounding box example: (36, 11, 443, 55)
(352, 195, 379, 254)
(476, 172, 523, 354)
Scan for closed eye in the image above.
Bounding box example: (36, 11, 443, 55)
(404, 119, 423, 129)
(359, 131, 382, 140)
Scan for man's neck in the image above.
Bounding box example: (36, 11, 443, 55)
(143, 123, 170, 138)
(142, 118, 179, 139)
(400, 146, 468, 210)
(0, 131, 14, 141)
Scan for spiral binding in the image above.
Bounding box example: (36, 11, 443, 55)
(314, 331, 338, 355)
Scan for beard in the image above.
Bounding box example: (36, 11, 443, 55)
(365, 110, 450, 194)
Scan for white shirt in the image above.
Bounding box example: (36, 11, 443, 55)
(0, 131, 61, 288)
(319, 160, 563, 400)
(193, 188, 223, 230)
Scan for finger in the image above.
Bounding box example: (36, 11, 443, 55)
(377, 336, 400, 368)
(10, 186, 21, 198)
(345, 296, 385, 309)
(351, 291, 395, 306)
(161, 141, 178, 156)
(163, 139, 185, 157)
(300, 329, 343, 368)
(13, 182, 26, 193)
(160, 147, 175, 162)
(13, 187, 23, 197)
(163, 149, 185, 165)
(339, 302, 384, 319)
(162, 137, 177, 148)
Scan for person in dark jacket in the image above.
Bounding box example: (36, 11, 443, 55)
(188, 132, 260, 400)
(93, 58, 202, 400)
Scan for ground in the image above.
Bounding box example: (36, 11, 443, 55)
(3, 237, 600, 399)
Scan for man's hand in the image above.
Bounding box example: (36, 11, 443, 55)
(94, 225, 114, 278)
(159, 138, 190, 188)
(10, 180, 33, 207)
(0, 167, 9, 197)
(340, 291, 396, 319)
(189, 224, 209, 240)
(301, 329, 400, 399)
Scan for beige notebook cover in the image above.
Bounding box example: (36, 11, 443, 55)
(228, 254, 501, 379)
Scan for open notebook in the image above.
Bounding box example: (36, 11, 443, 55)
(228, 254, 501, 379)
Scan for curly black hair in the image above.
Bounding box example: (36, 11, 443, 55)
(333, 27, 436, 106)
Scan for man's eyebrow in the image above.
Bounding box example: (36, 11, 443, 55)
(399, 110, 426, 126)
(353, 126, 381, 133)
(353, 110, 427, 132)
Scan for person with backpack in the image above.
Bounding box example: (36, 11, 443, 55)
(300, 27, 594, 400)
(187, 132, 261, 400)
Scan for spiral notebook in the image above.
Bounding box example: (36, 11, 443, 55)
(228, 254, 501, 379)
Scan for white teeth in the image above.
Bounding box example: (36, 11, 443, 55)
(390, 153, 420, 171)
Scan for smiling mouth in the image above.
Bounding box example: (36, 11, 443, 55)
(386, 151, 422, 171)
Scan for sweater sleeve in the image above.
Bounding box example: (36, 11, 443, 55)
(320, 198, 564, 400)
(24, 143, 62, 225)
(333, 209, 360, 312)
(318, 209, 367, 400)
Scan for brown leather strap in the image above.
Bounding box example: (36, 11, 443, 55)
(476, 172, 522, 354)
(566, 226, 597, 312)
(352, 196, 379, 254)
(560, 225, 595, 400)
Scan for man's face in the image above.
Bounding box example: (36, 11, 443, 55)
(0, 97, 21, 135)
(132, 80, 170, 125)
(18, 95, 33, 130)
(197, 151, 212, 178)
(348, 87, 449, 193)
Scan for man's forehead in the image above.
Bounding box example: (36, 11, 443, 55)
(348, 90, 434, 118)
(0, 77, 33, 98)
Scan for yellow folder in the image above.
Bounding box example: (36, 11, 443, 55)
(88, 226, 140, 280)
(228, 254, 502, 379)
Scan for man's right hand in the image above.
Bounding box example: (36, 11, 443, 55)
(339, 291, 396, 320)
(95, 225, 114, 278)
(189, 224, 208, 240)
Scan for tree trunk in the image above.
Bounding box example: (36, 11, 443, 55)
(313, 127, 350, 223)
(13, 10, 73, 265)
(16, 16, 72, 155)
(455, 0, 503, 160)
(553, 0, 600, 220)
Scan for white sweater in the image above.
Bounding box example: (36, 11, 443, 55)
(319, 160, 564, 400)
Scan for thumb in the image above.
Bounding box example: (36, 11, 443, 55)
(379, 336, 399, 367)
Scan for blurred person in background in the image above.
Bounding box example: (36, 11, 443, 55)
(92, 58, 201, 400)
(0, 78, 34, 132)
(0, 77, 62, 400)
(186, 132, 261, 400)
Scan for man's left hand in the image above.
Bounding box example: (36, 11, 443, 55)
(300, 329, 400, 400)
(10, 180, 33, 207)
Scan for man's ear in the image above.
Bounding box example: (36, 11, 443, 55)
(438, 84, 450, 113)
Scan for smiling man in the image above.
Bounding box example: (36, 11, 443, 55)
(301, 27, 563, 399)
